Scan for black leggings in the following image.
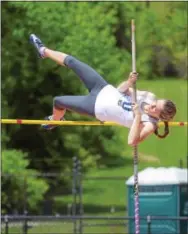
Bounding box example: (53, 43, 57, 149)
(54, 56, 108, 117)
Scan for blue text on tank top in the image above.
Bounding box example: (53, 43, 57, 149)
(117, 95, 132, 111)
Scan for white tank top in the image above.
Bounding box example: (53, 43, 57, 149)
(94, 84, 159, 128)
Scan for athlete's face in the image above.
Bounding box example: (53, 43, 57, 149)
(147, 100, 165, 118)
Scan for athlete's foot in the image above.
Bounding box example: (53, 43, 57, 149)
(41, 115, 65, 130)
(29, 34, 46, 58)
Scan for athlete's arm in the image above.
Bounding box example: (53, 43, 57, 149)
(128, 113, 142, 145)
(128, 103, 156, 146)
(117, 80, 132, 94)
(128, 121, 156, 146)
(117, 72, 138, 94)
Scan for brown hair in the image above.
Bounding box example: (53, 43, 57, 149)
(154, 100, 176, 139)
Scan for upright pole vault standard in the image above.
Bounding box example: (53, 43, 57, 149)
(131, 19, 140, 234)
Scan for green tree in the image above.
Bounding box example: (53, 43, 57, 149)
(2, 150, 49, 213)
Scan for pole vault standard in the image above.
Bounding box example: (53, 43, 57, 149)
(131, 19, 140, 234)
(0, 119, 187, 126)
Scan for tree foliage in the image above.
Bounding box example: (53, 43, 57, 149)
(2, 150, 49, 213)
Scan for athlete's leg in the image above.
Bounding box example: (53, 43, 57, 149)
(43, 49, 108, 92)
(30, 34, 108, 92)
(64, 55, 108, 93)
(42, 94, 97, 130)
(53, 94, 96, 117)
(42, 94, 96, 130)
(43, 48, 68, 66)
(52, 106, 66, 120)
(30, 34, 106, 130)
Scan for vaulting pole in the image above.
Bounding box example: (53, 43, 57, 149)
(131, 19, 140, 234)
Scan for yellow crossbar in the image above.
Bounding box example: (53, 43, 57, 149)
(0, 119, 187, 127)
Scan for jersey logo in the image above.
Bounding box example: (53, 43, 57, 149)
(118, 97, 132, 112)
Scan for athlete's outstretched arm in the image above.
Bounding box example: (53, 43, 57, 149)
(128, 111, 142, 146)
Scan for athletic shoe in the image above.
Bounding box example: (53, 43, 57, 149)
(29, 34, 45, 58)
(41, 115, 65, 130)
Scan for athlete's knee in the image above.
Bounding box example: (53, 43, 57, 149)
(53, 96, 65, 110)
(64, 55, 77, 67)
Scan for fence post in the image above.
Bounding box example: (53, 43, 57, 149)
(179, 159, 183, 168)
(5, 215, 9, 234)
(67, 203, 72, 216)
(187, 155, 188, 189)
(78, 160, 83, 234)
(22, 176, 28, 234)
(147, 215, 151, 234)
(23, 210, 28, 234)
(72, 157, 78, 234)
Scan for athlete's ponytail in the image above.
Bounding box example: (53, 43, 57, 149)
(154, 100, 176, 139)
(154, 121, 169, 139)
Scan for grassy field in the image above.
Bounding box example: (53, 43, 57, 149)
(1, 220, 128, 234)
(2, 79, 187, 234)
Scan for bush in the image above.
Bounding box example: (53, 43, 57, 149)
(2, 150, 49, 214)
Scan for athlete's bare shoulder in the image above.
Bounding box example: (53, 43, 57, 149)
(129, 88, 156, 99)
(146, 91, 156, 100)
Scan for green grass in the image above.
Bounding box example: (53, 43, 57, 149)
(1, 221, 128, 234)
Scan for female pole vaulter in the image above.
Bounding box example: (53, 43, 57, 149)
(30, 34, 176, 146)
